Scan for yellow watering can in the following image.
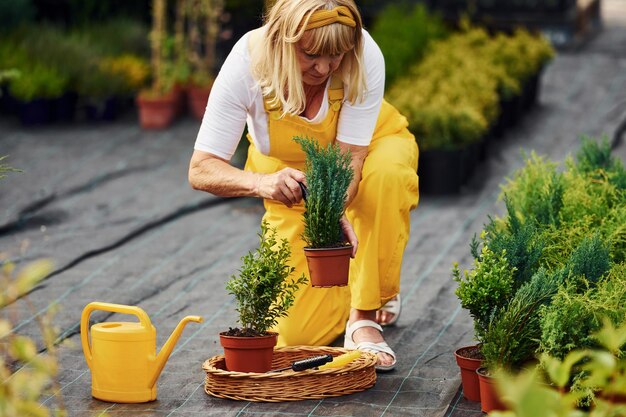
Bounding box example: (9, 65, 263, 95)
(81, 302, 203, 403)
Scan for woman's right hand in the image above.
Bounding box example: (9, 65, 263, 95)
(256, 168, 306, 208)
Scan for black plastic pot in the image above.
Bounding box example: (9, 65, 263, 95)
(85, 96, 119, 122)
(18, 98, 53, 126)
(53, 92, 78, 122)
(418, 147, 465, 195)
(1, 86, 19, 115)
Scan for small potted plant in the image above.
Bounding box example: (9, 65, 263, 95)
(220, 220, 307, 373)
(136, 0, 177, 130)
(294, 136, 354, 287)
(451, 240, 516, 402)
(184, 0, 224, 120)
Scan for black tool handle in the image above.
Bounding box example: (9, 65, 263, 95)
(291, 354, 333, 371)
(298, 182, 308, 201)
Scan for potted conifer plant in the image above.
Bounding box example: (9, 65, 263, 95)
(220, 220, 307, 373)
(294, 136, 354, 287)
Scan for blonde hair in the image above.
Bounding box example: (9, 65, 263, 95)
(251, 0, 366, 116)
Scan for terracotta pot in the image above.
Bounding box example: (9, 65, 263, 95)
(187, 84, 212, 120)
(454, 345, 483, 402)
(172, 84, 186, 117)
(219, 332, 277, 373)
(136, 93, 176, 130)
(477, 367, 507, 413)
(304, 245, 352, 287)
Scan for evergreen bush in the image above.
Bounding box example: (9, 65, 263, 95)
(370, 3, 447, 88)
(454, 137, 626, 373)
(294, 136, 354, 248)
(226, 220, 307, 336)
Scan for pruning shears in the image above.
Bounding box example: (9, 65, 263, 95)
(298, 181, 308, 201)
(267, 354, 333, 373)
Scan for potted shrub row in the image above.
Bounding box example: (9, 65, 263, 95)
(385, 25, 554, 195)
(451, 137, 626, 412)
(0, 23, 150, 126)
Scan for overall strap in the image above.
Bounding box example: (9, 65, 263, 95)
(262, 74, 345, 118)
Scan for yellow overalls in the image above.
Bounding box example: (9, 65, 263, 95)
(244, 75, 419, 346)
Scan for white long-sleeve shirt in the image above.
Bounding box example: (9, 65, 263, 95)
(194, 28, 385, 161)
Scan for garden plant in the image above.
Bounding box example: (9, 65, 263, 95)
(293, 136, 354, 287)
(220, 220, 306, 372)
(452, 137, 626, 409)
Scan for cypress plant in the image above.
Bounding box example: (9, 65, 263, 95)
(294, 136, 354, 248)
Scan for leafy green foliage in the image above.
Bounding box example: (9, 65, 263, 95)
(566, 234, 611, 287)
(576, 135, 626, 190)
(453, 244, 515, 342)
(539, 263, 626, 359)
(294, 136, 353, 248)
(491, 320, 626, 417)
(386, 26, 553, 151)
(226, 221, 307, 335)
(481, 268, 562, 371)
(370, 3, 447, 88)
(8, 64, 68, 101)
(0, 156, 21, 180)
(1, 259, 66, 417)
(1, 159, 65, 417)
(456, 137, 626, 374)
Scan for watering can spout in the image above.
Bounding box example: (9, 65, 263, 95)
(150, 315, 203, 387)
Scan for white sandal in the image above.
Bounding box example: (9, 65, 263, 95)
(344, 319, 397, 372)
(378, 294, 401, 327)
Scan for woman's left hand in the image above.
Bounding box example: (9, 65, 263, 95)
(340, 215, 358, 258)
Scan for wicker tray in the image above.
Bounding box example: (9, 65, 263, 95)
(203, 346, 377, 402)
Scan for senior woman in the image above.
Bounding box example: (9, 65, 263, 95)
(188, 0, 418, 371)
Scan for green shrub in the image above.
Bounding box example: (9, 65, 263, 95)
(386, 29, 500, 150)
(539, 263, 626, 359)
(484, 197, 545, 288)
(370, 3, 447, 88)
(491, 319, 626, 417)
(226, 221, 307, 335)
(71, 18, 150, 57)
(481, 268, 562, 371)
(457, 138, 626, 371)
(8, 63, 68, 101)
(575, 136, 626, 190)
(453, 243, 515, 341)
(294, 136, 354, 248)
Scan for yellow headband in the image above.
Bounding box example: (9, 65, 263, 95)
(305, 6, 356, 30)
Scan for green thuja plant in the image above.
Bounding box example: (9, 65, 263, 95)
(484, 197, 545, 289)
(225, 220, 307, 336)
(539, 262, 626, 359)
(481, 268, 562, 372)
(575, 135, 626, 190)
(294, 136, 354, 248)
(566, 234, 611, 289)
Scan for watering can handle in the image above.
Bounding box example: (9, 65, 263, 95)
(80, 302, 153, 369)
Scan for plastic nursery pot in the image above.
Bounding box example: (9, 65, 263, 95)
(219, 332, 277, 373)
(303, 245, 352, 287)
(476, 367, 507, 413)
(136, 93, 176, 130)
(453, 345, 484, 402)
